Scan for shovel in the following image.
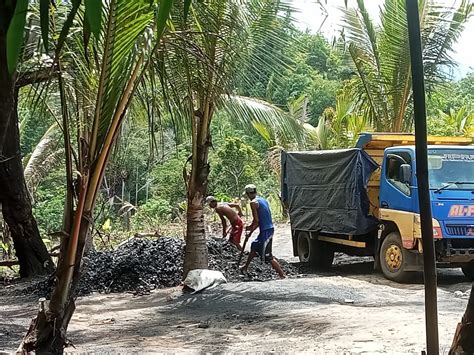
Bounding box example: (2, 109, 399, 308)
(237, 231, 251, 267)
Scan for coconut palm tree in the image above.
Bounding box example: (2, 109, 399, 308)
(156, 0, 303, 275)
(342, 0, 472, 132)
(19, 0, 173, 352)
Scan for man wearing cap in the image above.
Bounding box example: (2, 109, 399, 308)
(206, 196, 244, 251)
(240, 184, 285, 278)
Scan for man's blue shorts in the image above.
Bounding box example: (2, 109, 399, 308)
(250, 228, 274, 263)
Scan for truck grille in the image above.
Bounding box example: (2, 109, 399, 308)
(445, 225, 474, 236)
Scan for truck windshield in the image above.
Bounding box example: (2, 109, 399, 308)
(428, 149, 474, 190)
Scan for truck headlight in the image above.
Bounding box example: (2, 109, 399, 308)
(433, 227, 443, 239)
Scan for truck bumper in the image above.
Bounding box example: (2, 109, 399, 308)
(435, 239, 474, 264)
(402, 239, 474, 271)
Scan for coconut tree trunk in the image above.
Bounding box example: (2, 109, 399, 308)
(183, 110, 211, 277)
(22, 213, 92, 354)
(450, 284, 474, 354)
(0, 11, 53, 277)
(0, 89, 54, 277)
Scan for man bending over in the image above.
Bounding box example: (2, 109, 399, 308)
(206, 196, 244, 251)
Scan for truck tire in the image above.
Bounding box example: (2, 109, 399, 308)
(297, 232, 315, 264)
(380, 232, 410, 282)
(297, 232, 334, 269)
(461, 261, 474, 281)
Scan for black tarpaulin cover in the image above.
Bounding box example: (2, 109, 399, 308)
(281, 148, 379, 235)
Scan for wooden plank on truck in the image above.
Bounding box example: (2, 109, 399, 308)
(357, 133, 473, 151)
(318, 236, 366, 248)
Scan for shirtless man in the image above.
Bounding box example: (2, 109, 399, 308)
(206, 196, 244, 251)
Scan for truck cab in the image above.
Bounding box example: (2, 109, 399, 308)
(358, 134, 474, 281)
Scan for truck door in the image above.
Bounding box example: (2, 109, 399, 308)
(380, 150, 414, 212)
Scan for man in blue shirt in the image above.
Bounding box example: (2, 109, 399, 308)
(240, 184, 285, 278)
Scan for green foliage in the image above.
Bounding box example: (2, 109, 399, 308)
(19, 107, 55, 156)
(428, 74, 474, 116)
(33, 168, 66, 236)
(238, 27, 350, 122)
(271, 64, 340, 121)
(427, 106, 474, 137)
(40, 0, 51, 51)
(209, 137, 262, 198)
(213, 192, 233, 202)
(84, 0, 103, 39)
(17, 0, 473, 245)
(131, 198, 173, 230)
(243, 29, 349, 121)
(149, 149, 188, 208)
(301, 86, 370, 150)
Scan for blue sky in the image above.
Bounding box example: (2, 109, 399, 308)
(291, 0, 473, 79)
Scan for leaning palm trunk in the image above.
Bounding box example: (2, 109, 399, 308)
(0, 91, 54, 277)
(449, 284, 474, 354)
(0, 6, 54, 278)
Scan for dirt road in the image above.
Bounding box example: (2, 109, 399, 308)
(1, 224, 472, 353)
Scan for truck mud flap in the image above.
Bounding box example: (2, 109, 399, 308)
(404, 250, 424, 272)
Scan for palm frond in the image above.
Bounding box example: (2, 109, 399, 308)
(303, 117, 330, 150)
(220, 95, 304, 146)
(157, 0, 302, 147)
(342, 0, 472, 132)
(90, 0, 156, 159)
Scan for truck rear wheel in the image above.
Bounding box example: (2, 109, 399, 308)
(297, 232, 334, 269)
(461, 261, 474, 281)
(380, 232, 410, 282)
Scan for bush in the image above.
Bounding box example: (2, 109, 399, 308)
(149, 149, 188, 208)
(209, 137, 263, 197)
(33, 168, 66, 236)
(131, 198, 173, 230)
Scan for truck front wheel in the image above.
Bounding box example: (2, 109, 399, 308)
(297, 232, 334, 269)
(461, 261, 474, 281)
(380, 232, 410, 282)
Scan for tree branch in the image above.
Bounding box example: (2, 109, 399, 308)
(16, 67, 59, 88)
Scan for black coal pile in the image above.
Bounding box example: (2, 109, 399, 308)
(77, 237, 184, 295)
(30, 236, 297, 298)
(29, 237, 184, 297)
(207, 237, 297, 282)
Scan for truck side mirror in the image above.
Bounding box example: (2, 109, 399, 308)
(400, 164, 412, 184)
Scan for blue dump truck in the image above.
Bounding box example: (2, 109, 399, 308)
(281, 133, 474, 282)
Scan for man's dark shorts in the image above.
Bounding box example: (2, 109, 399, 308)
(250, 228, 274, 263)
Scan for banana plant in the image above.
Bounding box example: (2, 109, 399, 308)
(20, 0, 173, 352)
(437, 106, 474, 136)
